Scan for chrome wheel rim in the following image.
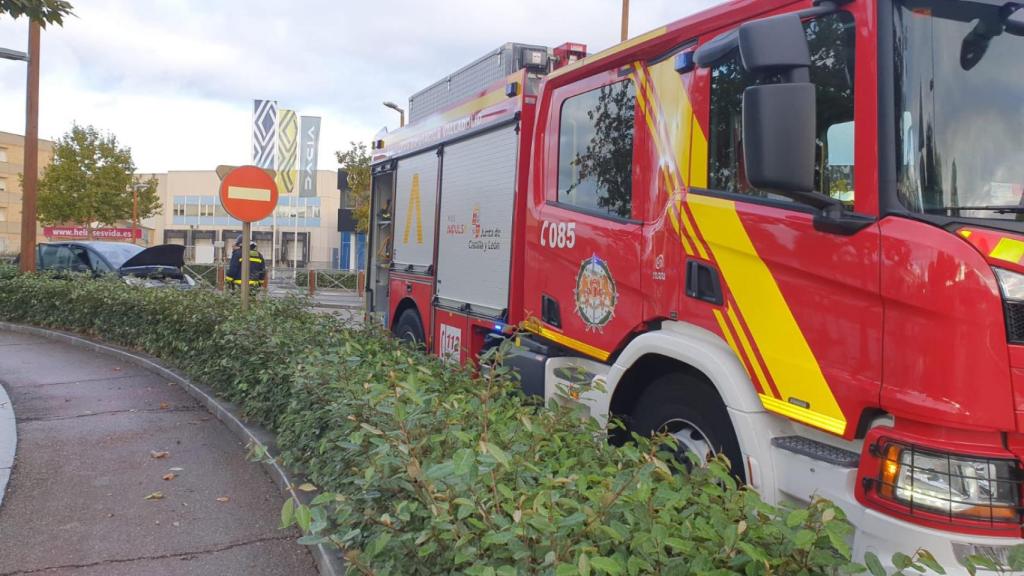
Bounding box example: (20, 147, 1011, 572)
(660, 418, 715, 466)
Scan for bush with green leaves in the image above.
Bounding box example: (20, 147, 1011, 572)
(0, 272, 1008, 575)
(293, 269, 359, 289)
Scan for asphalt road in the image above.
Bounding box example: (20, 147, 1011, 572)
(0, 330, 317, 576)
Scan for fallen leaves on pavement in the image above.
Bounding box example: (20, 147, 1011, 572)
(144, 491, 164, 500)
(162, 473, 176, 481)
(216, 496, 230, 503)
(150, 450, 169, 459)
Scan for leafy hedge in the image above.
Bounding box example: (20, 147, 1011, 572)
(0, 269, 960, 575)
(294, 269, 360, 290)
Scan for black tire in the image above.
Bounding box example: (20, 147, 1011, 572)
(629, 372, 746, 482)
(393, 308, 425, 345)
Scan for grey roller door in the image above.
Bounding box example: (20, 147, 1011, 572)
(435, 125, 518, 317)
(393, 150, 439, 271)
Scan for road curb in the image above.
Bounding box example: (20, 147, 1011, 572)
(0, 376, 15, 510)
(0, 322, 345, 576)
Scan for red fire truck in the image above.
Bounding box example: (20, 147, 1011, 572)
(368, 0, 1024, 570)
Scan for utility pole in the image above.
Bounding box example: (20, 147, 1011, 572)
(19, 21, 40, 273)
(621, 0, 630, 42)
(132, 184, 139, 245)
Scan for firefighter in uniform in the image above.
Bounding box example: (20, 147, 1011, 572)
(225, 236, 266, 289)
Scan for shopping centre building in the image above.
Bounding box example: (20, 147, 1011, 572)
(1, 131, 365, 270)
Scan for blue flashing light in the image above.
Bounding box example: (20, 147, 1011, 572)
(675, 51, 695, 74)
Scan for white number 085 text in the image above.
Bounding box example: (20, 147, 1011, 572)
(540, 221, 576, 249)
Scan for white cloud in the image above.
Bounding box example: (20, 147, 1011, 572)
(0, 0, 716, 172)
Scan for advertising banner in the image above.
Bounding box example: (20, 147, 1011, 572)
(275, 109, 298, 195)
(252, 99, 278, 169)
(299, 116, 321, 198)
(44, 226, 142, 240)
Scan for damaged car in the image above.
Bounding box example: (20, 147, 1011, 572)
(33, 241, 195, 288)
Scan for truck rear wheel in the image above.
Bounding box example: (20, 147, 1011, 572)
(393, 308, 425, 346)
(629, 372, 745, 483)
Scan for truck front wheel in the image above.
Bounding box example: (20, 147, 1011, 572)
(629, 372, 745, 483)
(393, 308, 425, 346)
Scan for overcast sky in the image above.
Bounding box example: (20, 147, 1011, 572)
(0, 0, 717, 173)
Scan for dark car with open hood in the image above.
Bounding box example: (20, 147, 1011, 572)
(30, 241, 195, 288)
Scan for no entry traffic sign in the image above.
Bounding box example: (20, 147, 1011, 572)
(219, 165, 279, 223)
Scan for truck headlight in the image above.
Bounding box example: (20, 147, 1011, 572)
(994, 268, 1024, 343)
(994, 267, 1024, 301)
(877, 443, 1020, 523)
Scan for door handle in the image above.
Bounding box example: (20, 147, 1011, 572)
(685, 260, 723, 306)
(541, 294, 561, 328)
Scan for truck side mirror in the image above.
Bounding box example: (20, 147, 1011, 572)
(737, 14, 820, 203)
(743, 84, 817, 197)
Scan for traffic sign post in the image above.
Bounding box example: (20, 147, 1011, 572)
(218, 166, 278, 310)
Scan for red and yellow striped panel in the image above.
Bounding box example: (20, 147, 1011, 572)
(959, 227, 1024, 273)
(635, 59, 847, 436)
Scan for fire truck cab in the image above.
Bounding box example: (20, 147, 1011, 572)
(369, 0, 1024, 570)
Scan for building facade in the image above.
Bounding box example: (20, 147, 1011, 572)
(2, 130, 351, 270)
(0, 131, 53, 256)
(142, 170, 343, 268)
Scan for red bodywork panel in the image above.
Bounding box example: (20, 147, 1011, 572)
(434, 309, 502, 366)
(389, 272, 435, 351)
(879, 218, 1013, 432)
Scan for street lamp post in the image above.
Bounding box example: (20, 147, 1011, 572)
(383, 101, 405, 128)
(1, 22, 39, 273)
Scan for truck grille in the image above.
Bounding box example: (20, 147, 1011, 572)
(1006, 301, 1024, 344)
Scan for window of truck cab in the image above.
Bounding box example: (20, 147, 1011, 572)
(554, 71, 639, 221)
(704, 11, 857, 208)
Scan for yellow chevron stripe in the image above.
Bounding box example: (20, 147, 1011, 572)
(759, 395, 846, 435)
(525, 323, 611, 362)
(725, 302, 770, 395)
(687, 195, 847, 434)
(639, 62, 708, 260)
(713, 309, 750, 380)
(635, 66, 699, 257)
(647, 60, 691, 189)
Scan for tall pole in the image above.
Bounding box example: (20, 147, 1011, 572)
(240, 221, 251, 310)
(132, 186, 139, 245)
(271, 203, 276, 273)
(293, 205, 298, 268)
(621, 0, 630, 42)
(19, 21, 40, 273)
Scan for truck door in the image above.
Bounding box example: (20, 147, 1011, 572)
(684, 9, 882, 438)
(367, 160, 396, 326)
(526, 68, 645, 361)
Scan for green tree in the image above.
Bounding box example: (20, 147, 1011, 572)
(36, 124, 160, 237)
(335, 141, 371, 232)
(0, 0, 74, 27)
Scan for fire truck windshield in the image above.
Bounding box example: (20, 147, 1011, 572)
(894, 0, 1024, 219)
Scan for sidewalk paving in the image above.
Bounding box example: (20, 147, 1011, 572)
(0, 330, 317, 576)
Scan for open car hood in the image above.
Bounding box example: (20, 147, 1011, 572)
(119, 244, 185, 271)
